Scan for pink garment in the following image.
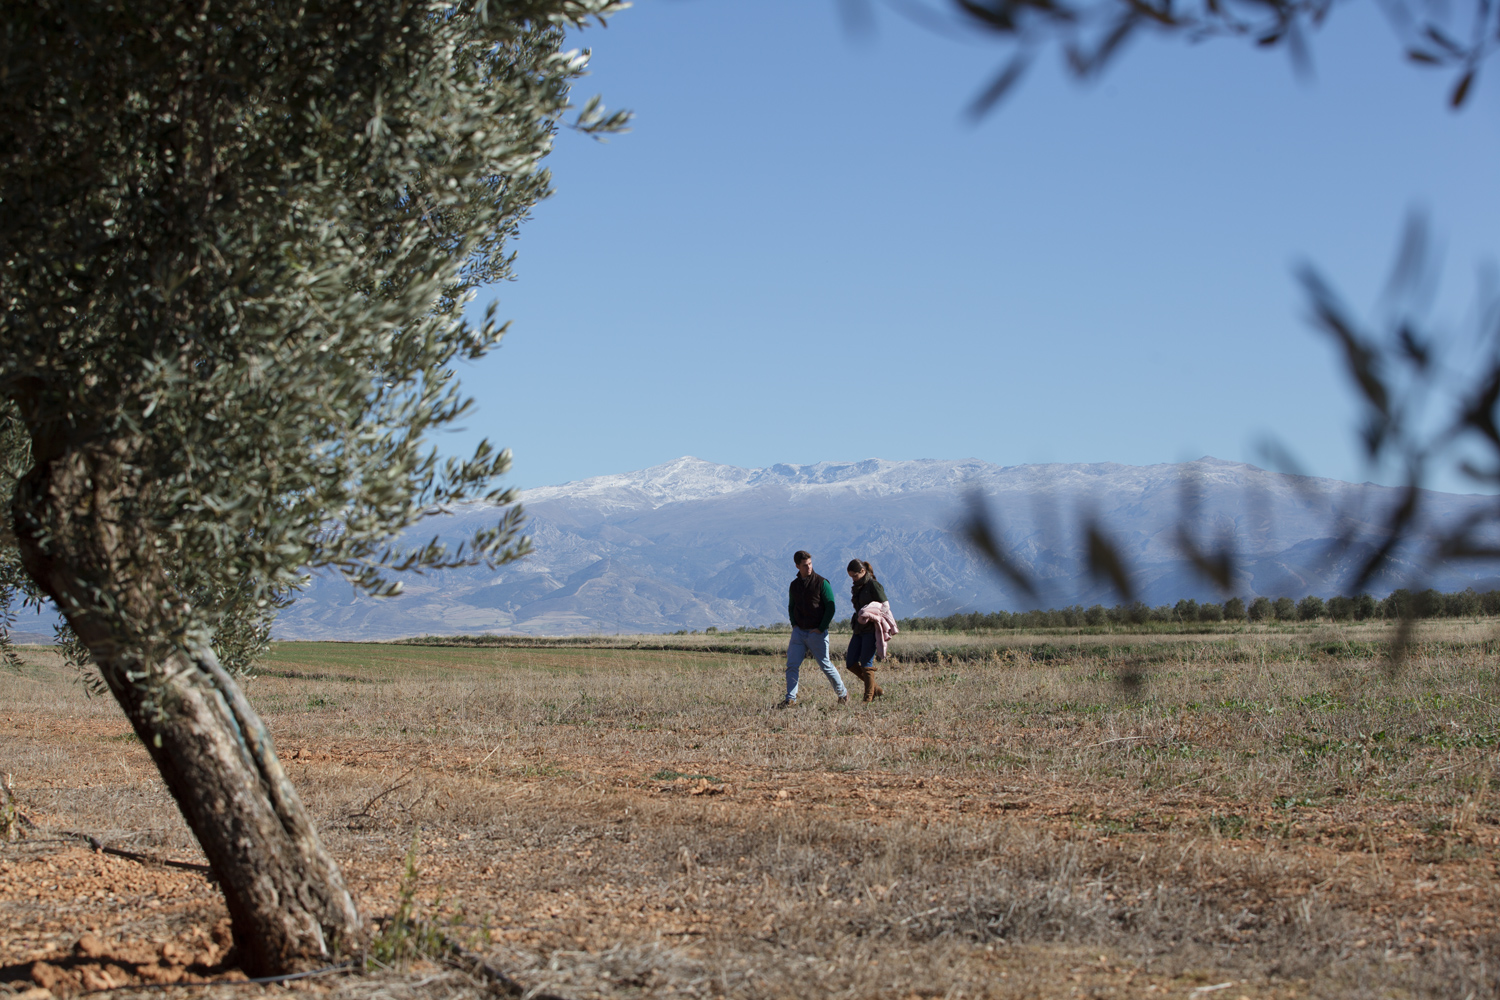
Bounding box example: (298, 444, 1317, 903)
(855, 601, 900, 661)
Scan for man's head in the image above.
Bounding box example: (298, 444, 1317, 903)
(793, 550, 812, 578)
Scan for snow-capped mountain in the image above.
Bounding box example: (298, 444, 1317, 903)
(272, 456, 1500, 639)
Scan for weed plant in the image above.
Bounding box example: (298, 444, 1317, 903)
(365, 831, 452, 969)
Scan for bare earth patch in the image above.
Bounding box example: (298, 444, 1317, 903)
(4, 623, 1500, 998)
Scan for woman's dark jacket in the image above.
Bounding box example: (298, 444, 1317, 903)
(850, 576, 888, 634)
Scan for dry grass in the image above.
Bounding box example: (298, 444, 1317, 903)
(5, 622, 1500, 999)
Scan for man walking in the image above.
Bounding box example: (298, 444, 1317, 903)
(782, 550, 848, 708)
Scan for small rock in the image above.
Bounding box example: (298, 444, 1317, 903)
(15, 988, 53, 1000)
(78, 966, 114, 992)
(30, 962, 79, 996)
(73, 934, 107, 960)
(113, 944, 156, 965)
(30, 963, 65, 990)
(137, 964, 183, 985)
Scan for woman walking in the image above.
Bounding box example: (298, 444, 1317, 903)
(845, 559, 897, 702)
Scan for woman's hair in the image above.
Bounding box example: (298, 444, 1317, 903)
(846, 559, 875, 580)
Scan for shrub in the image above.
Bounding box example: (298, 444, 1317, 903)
(1415, 588, 1445, 618)
(1446, 588, 1482, 617)
(1381, 589, 1413, 619)
(894, 586, 1500, 632)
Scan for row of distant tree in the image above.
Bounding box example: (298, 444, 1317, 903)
(895, 588, 1500, 632)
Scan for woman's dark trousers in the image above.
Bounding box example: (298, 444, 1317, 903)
(844, 633, 883, 702)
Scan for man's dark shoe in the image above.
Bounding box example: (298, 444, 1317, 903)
(837, 695, 848, 705)
(777, 696, 797, 709)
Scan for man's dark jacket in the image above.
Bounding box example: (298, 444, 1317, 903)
(788, 572, 836, 631)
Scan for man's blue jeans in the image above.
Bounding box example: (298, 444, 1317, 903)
(786, 626, 847, 700)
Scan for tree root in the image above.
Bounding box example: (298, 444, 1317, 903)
(54, 830, 214, 875)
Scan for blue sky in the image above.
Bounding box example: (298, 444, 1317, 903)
(451, 0, 1500, 493)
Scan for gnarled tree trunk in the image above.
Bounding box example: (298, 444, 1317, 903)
(11, 428, 361, 975)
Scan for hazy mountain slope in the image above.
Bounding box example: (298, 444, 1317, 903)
(273, 456, 1500, 639)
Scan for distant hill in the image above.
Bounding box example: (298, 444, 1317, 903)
(272, 456, 1500, 639)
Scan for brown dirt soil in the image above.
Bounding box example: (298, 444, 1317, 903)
(4, 628, 1500, 998)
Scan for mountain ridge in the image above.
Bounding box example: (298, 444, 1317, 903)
(272, 455, 1500, 639)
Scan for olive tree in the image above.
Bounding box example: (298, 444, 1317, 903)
(0, 0, 625, 974)
(1297, 594, 1327, 620)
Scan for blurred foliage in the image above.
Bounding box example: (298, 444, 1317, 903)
(889, 0, 1500, 660)
(849, 0, 1500, 114)
(957, 221, 1500, 660)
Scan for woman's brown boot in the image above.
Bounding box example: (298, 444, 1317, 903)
(861, 670, 877, 702)
(847, 665, 871, 702)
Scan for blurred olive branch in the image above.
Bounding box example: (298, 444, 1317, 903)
(849, 0, 1498, 114)
(833, 0, 1500, 667)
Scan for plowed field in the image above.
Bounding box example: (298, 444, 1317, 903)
(4, 625, 1500, 998)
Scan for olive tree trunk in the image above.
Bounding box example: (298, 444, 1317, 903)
(11, 435, 361, 975)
